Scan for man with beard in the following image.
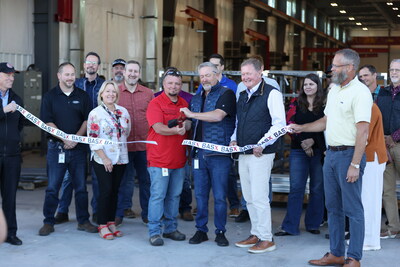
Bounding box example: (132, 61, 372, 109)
(376, 59, 400, 239)
(55, 52, 104, 224)
(116, 60, 154, 225)
(39, 62, 97, 236)
(146, 69, 190, 246)
(181, 62, 236, 247)
(291, 49, 372, 267)
(111, 58, 126, 85)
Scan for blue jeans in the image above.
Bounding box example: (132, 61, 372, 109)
(147, 167, 184, 237)
(240, 179, 272, 210)
(193, 150, 231, 234)
(281, 149, 324, 234)
(227, 161, 240, 209)
(179, 163, 192, 213)
(324, 148, 365, 261)
(116, 151, 150, 219)
(58, 155, 99, 215)
(43, 141, 89, 225)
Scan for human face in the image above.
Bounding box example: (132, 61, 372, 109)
(389, 61, 400, 86)
(210, 58, 224, 73)
(112, 64, 125, 82)
(199, 66, 218, 91)
(124, 63, 140, 86)
(303, 78, 318, 97)
(358, 67, 376, 91)
(0, 72, 15, 92)
(331, 54, 349, 85)
(163, 75, 182, 98)
(100, 84, 118, 105)
(83, 55, 100, 75)
(57, 64, 76, 89)
(241, 64, 262, 89)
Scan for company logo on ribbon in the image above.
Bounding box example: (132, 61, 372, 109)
(16, 105, 157, 145)
(182, 126, 292, 153)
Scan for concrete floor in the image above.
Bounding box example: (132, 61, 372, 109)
(0, 152, 399, 267)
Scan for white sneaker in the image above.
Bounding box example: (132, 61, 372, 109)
(363, 245, 381, 251)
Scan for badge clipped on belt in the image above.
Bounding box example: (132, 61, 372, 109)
(58, 152, 65, 163)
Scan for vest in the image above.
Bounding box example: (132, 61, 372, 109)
(236, 80, 278, 154)
(377, 85, 400, 135)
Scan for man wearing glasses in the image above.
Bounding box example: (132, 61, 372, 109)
(376, 59, 400, 240)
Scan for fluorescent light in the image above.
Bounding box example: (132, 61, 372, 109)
(387, 2, 393, 6)
(252, 19, 266, 23)
(349, 17, 355, 20)
(196, 29, 207, 33)
(339, 10, 346, 14)
(393, 7, 399, 10)
(397, 14, 400, 17)
(362, 27, 368, 31)
(331, 3, 338, 6)
(356, 22, 362, 25)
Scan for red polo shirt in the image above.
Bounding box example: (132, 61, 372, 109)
(118, 82, 154, 151)
(146, 92, 188, 169)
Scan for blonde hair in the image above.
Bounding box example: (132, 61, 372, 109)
(97, 80, 120, 105)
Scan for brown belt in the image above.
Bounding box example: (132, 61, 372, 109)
(328, 145, 355, 151)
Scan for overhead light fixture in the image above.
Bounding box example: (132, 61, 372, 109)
(356, 22, 362, 25)
(339, 10, 346, 14)
(252, 19, 265, 23)
(331, 3, 338, 6)
(393, 7, 399, 10)
(196, 29, 207, 33)
(398, 14, 400, 17)
(349, 17, 355, 20)
(362, 27, 368, 30)
(387, 2, 393, 6)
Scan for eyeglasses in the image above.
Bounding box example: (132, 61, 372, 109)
(389, 69, 400, 73)
(85, 61, 98, 65)
(163, 70, 182, 78)
(332, 64, 350, 68)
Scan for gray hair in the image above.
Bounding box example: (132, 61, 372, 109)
(197, 62, 218, 74)
(241, 58, 263, 71)
(390, 59, 400, 66)
(335, 48, 360, 70)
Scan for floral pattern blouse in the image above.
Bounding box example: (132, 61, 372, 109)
(87, 104, 131, 165)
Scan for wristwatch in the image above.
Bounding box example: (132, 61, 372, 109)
(350, 162, 360, 169)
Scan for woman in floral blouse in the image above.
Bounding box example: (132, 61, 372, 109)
(87, 80, 131, 240)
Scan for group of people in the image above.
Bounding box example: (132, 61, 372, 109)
(0, 48, 399, 266)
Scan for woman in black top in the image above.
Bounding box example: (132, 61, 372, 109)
(275, 73, 326, 236)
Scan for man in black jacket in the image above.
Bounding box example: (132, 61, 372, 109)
(0, 62, 24, 245)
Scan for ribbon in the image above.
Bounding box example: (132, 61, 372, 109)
(16, 105, 157, 145)
(182, 126, 292, 153)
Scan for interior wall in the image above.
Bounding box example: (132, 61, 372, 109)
(0, 0, 34, 70)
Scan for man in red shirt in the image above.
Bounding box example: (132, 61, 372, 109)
(146, 69, 191, 246)
(117, 60, 154, 224)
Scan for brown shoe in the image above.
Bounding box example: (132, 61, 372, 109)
(77, 221, 98, 233)
(308, 252, 345, 266)
(181, 210, 194, 221)
(229, 208, 240, 218)
(124, 209, 136, 218)
(248, 240, 276, 253)
(343, 257, 360, 267)
(235, 235, 259, 248)
(38, 224, 54, 236)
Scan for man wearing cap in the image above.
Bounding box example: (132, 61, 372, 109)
(116, 60, 154, 225)
(0, 62, 24, 245)
(112, 59, 126, 85)
(55, 52, 104, 224)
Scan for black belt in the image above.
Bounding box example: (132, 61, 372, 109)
(328, 145, 354, 151)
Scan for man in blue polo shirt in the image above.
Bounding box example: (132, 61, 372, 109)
(38, 62, 97, 236)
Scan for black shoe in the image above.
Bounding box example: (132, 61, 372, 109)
(149, 235, 164, 246)
(54, 212, 69, 224)
(307, 229, 320, 235)
(189, 231, 209, 244)
(163, 230, 186, 241)
(6, 236, 22, 246)
(274, 230, 292, 236)
(235, 210, 250, 223)
(115, 217, 123, 227)
(325, 233, 330, 239)
(215, 232, 229, 246)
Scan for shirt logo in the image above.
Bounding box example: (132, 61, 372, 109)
(72, 100, 80, 104)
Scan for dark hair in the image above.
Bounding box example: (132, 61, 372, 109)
(58, 62, 75, 73)
(359, 64, 377, 74)
(209, 53, 224, 66)
(85, 52, 101, 64)
(126, 60, 141, 70)
(298, 73, 325, 114)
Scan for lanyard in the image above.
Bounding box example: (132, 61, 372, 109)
(101, 103, 122, 138)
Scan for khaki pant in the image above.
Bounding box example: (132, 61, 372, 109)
(383, 143, 400, 231)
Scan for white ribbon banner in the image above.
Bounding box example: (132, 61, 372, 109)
(16, 105, 157, 146)
(182, 126, 292, 153)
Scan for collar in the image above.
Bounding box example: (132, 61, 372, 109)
(120, 82, 143, 93)
(0, 89, 9, 99)
(338, 75, 358, 90)
(160, 90, 181, 104)
(246, 80, 262, 96)
(56, 84, 76, 95)
(202, 82, 221, 96)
